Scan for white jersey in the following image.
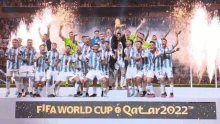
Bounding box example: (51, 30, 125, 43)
(47, 50, 60, 71)
(21, 47, 37, 66)
(124, 47, 138, 68)
(59, 54, 75, 72)
(160, 45, 173, 69)
(72, 53, 86, 74)
(136, 49, 145, 71)
(86, 51, 103, 71)
(145, 50, 162, 72)
(34, 53, 47, 73)
(81, 44, 91, 56)
(5, 47, 20, 70)
(101, 50, 113, 75)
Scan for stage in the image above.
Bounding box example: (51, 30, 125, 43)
(0, 87, 219, 124)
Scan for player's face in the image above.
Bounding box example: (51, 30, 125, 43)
(94, 31, 99, 37)
(43, 34, 47, 41)
(162, 40, 167, 48)
(51, 43, 57, 50)
(106, 29, 112, 36)
(152, 35, 157, 40)
(82, 37, 86, 43)
(100, 34, 104, 40)
(76, 46, 81, 53)
(104, 42, 109, 50)
(126, 40, 132, 47)
(18, 38, 22, 46)
(12, 40, 18, 48)
(85, 37, 90, 45)
(27, 40, 33, 48)
(69, 32, 74, 38)
(150, 43, 156, 51)
(126, 30, 131, 37)
(93, 45, 99, 52)
(116, 34, 121, 40)
(65, 46, 71, 53)
(136, 42, 142, 49)
(40, 45, 45, 52)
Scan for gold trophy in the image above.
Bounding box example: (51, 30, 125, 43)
(115, 18, 121, 29)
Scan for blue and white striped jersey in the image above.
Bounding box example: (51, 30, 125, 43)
(135, 49, 145, 71)
(124, 47, 138, 68)
(105, 36, 112, 45)
(154, 39, 162, 49)
(145, 50, 162, 71)
(47, 50, 60, 71)
(72, 53, 86, 74)
(101, 50, 113, 75)
(86, 51, 103, 71)
(5, 47, 20, 70)
(81, 44, 91, 56)
(159, 45, 174, 69)
(17, 45, 26, 66)
(59, 54, 75, 72)
(21, 47, 37, 66)
(34, 53, 47, 73)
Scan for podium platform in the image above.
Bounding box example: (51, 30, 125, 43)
(0, 87, 219, 124)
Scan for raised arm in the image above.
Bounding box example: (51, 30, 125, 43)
(162, 28, 171, 39)
(38, 27, 43, 40)
(47, 24, 51, 40)
(59, 25, 65, 41)
(144, 27, 150, 41)
(173, 31, 181, 48)
(133, 18, 146, 36)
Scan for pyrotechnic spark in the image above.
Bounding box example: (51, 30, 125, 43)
(10, 2, 77, 53)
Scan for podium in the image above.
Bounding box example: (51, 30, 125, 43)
(0, 87, 219, 124)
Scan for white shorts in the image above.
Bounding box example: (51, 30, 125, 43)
(143, 69, 148, 76)
(46, 71, 58, 80)
(163, 68, 173, 78)
(126, 67, 137, 79)
(57, 72, 75, 82)
(70, 71, 85, 81)
(147, 70, 164, 79)
(19, 66, 35, 77)
(6, 69, 19, 77)
(35, 72, 46, 82)
(115, 61, 125, 70)
(86, 70, 104, 82)
(136, 70, 143, 78)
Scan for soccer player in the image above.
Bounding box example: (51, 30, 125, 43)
(59, 25, 77, 54)
(144, 41, 165, 97)
(124, 39, 141, 97)
(70, 46, 86, 97)
(45, 42, 60, 97)
(114, 42, 126, 89)
(17, 38, 26, 96)
(105, 28, 112, 44)
(19, 39, 37, 97)
(99, 33, 105, 50)
(82, 43, 107, 97)
(91, 30, 101, 45)
(38, 24, 51, 52)
(134, 41, 145, 97)
(100, 41, 113, 96)
(5, 39, 20, 97)
(33, 44, 47, 97)
(53, 45, 76, 97)
(160, 31, 180, 98)
(81, 36, 92, 55)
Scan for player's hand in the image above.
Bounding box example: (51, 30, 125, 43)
(141, 18, 146, 24)
(124, 56, 128, 60)
(130, 56, 134, 59)
(47, 24, 51, 28)
(176, 48, 180, 51)
(74, 33, 78, 36)
(60, 25, 63, 29)
(39, 54, 43, 58)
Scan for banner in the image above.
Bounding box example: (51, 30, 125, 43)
(15, 101, 216, 119)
